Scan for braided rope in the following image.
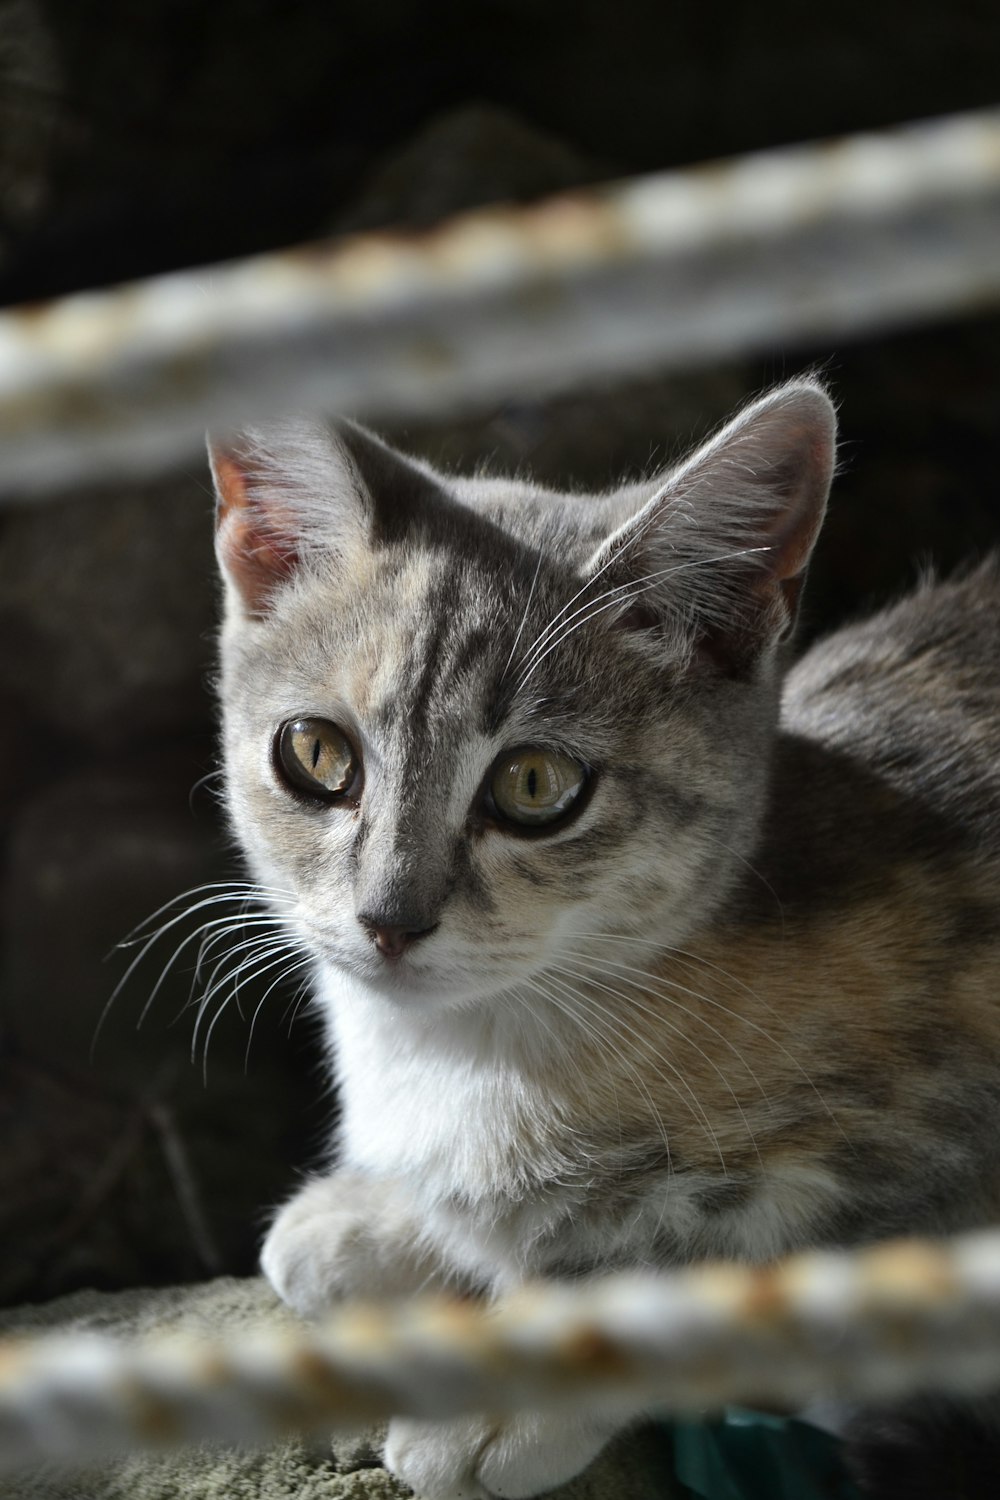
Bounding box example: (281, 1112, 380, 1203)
(0, 108, 998, 494)
(5, 1230, 1000, 1467)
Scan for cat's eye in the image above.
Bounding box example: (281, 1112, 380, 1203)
(276, 718, 360, 801)
(489, 748, 588, 829)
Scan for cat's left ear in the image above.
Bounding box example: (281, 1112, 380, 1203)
(588, 379, 837, 669)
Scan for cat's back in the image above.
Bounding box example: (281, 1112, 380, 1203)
(782, 557, 1000, 855)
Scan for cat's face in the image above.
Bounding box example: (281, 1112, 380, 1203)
(213, 383, 835, 1014)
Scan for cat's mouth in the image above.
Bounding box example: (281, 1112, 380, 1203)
(310, 932, 535, 1009)
(304, 927, 463, 999)
(301, 916, 556, 1010)
(358, 941, 434, 982)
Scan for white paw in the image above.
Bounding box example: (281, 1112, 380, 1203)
(261, 1172, 442, 1319)
(384, 1410, 620, 1499)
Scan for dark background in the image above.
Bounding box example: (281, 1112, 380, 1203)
(1, 0, 998, 1307)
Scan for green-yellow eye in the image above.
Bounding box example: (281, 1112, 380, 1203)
(489, 748, 588, 828)
(276, 718, 359, 800)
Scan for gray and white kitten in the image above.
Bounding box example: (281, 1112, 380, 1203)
(210, 382, 1000, 1499)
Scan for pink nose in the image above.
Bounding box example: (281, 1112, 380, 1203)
(372, 926, 412, 959)
(359, 918, 438, 959)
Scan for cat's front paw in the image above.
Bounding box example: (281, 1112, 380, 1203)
(261, 1172, 442, 1319)
(384, 1410, 621, 1499)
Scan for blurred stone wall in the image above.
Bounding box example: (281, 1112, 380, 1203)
(1, 0, 999, 1306)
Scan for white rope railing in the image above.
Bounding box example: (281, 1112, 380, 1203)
(6, 1230, 1000, 1468)
(1, 107, 998, 496)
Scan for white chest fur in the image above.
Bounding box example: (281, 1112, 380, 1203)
(322, 974, 601, 1283)
(325, 975, 564, 1193)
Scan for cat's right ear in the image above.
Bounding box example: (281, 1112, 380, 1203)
(209, 437, 299, 619)
(208, 419, 373, 619)
(209, 418, 445, 618)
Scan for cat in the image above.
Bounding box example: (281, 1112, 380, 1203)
(209, 380, 1000, 1499)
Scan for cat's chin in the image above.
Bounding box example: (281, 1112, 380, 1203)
(324, 956, 502, 1014)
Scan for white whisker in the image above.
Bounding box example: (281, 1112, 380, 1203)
(498, 549, 545, 685)
(555, 953, 766, 1169)
(570, 932, 845, 1144)
(517, 547, 767, 693)
(546, 962, 727, 1172)
(541, 970, 676, 1184)
(197, 943, 305, 1079)
(97, 876, 311, 1088)
(191, 936, 301, 1057)
(561, 946, 773, 1103)
(513, 526, 644, 682)
(138, 916, 286, 1029)
(698, 830, 787, 931)
(245, 956, 314, 1070)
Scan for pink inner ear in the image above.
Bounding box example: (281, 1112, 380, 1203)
(762, 428, 832, 585)
(213, 451, 300, 617)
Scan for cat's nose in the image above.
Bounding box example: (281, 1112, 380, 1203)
(358, 914, 438, 959)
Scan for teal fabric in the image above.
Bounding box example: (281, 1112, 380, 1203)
(666, 1408, 862, 1500)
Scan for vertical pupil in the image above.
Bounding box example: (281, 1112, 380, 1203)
(526, 766, 537, 799)
(311, 738, 322, 770)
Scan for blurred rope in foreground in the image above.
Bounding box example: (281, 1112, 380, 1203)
(0, 107, 998, 495)
(5, 1230, 1000, 1468)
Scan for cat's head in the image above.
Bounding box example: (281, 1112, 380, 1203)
(210, 381, 835, 1013)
